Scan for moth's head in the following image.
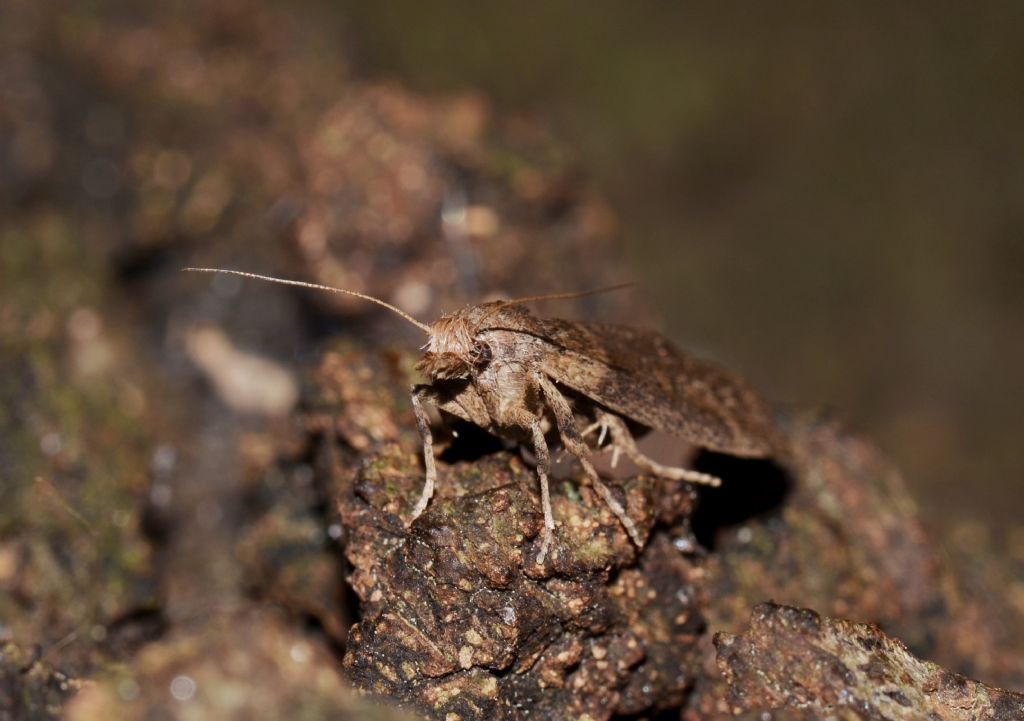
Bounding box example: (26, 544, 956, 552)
(416, 310, 492, 380)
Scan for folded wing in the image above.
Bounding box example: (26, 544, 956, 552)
(532, 317, 779, 457)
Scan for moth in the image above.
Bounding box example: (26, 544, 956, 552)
(185, 268, 780, 563)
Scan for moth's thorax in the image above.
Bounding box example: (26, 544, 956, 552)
(415, 302, 536, 381)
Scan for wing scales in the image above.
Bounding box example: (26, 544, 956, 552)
(529, 316, 778, 457)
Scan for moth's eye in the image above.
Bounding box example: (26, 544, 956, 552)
(470, 341, 492, 367)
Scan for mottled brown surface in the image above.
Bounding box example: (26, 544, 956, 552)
(700, 413, 947, 642)
(702, 711, 867, 721)
(0, 641, 80, 721)
(290, 88, 629, 325)
(716, 603, 1024, 720)
(234, 473, 350, 643)
(935, 521, 1024, 688)
(340, 443, 704, 720)
(0, 223, 161, 674)
(3, 1, 1024, 719)
(62, 609, 409, 721)
(694, 411, 1024, 699)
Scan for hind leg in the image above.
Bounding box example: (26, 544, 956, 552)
(497, 406, 556, 564)
(526, 414, 556, 564)
(534, 374, 644, 548)
(594, 410, 721, 487)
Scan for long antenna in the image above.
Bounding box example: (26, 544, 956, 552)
(183, 268, 431, 333)
(498, 282, 635, 308)
(478, 281, 634, 326)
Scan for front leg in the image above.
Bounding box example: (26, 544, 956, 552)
(409, 384, 439, 521)
(534, 373, 644, 548)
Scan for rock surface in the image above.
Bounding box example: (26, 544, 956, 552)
(341, 445, 704, 720)
(716, 603, 1024, 720)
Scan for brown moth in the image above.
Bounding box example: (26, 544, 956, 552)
(185, 268, 780, 563)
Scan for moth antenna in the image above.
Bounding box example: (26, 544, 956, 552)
(498, 282, 635, 308)
(478, 282, 634, 326)
(183, 268, 432, 334)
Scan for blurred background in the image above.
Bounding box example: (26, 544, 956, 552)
(1, 0, 1022, 703)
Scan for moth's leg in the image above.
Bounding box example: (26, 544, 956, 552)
(409, 384, 439, 521)
(531, 417, 556, 564)
(580, 420, 608, 448)
(535, 374, 644, 548)
(507, 408, 555, 564)
(596, 410, 722, 487)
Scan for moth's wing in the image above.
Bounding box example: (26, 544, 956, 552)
(533, 318, 779, 457)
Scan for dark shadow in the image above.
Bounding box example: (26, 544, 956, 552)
(689, 450, 792, 550)
(612, 706, 686, 721)
(301, 608, 349, 661)
(112, 243, 174, 286)
(438, 419, 506, 463)
(139, 497, 175, 546)
(101, 606, 168, 659)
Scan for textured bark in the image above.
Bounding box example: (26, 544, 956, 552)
(715, 603, 1024, 720)
(340, 445, 704, 720)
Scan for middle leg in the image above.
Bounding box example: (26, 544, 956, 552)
(534, 373, 644, 548)
(504, 407, 556, 564)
